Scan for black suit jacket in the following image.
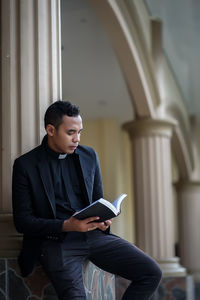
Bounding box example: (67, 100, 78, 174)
(12, 137, 104, 276)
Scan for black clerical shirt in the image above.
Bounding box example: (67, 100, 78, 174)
(45, 144, 88, 220)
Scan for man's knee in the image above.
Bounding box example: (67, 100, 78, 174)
(148, 260, 162, 288)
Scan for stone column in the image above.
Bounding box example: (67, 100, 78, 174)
(123, 119, 186, 276)
(0, 0, 61, 256)
(177, 182, 200, 274)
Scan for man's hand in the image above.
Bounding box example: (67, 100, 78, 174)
(98, 220, 112, 231)
(62, 216, 112, 232)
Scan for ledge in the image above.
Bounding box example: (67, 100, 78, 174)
(0, 258, 115, 300)
(0, 213, 22, 257)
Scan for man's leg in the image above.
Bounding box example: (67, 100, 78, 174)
(43, 257, 87, 300)
(87, 231, 162, 300)
(40, 234, 89, 300)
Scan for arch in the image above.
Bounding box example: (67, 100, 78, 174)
(89, 0, 160, 118)
(166, 104, 194, 180)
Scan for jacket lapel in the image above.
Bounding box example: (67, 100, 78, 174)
(36, 138, 92, 216)
(75, 148, 92, 203)
(37, 150, 56, 217)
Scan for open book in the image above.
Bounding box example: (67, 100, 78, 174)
(74, 193, 127, 222)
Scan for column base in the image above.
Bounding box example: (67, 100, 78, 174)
(158, 257, 186, 277)
(153, 275, 194, 300)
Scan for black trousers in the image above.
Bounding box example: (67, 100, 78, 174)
(40, 230, 162, 300)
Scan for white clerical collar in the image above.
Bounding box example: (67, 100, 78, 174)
(58, 153, 67, 159)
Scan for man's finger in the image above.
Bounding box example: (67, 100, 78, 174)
(104, 220, 112, 226)
(83, 216, 100, 223)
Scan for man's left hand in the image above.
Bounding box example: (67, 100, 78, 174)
(96, 219, 112, 231)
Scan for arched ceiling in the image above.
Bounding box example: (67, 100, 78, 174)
(61, 0, 199, 124)
(145, 0, 200, 123)
(61, 0, 134, 125)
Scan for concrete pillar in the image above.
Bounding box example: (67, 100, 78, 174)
(123, 119, 186, 276)
(0, 0, 61, 255)
(177, 182, 200, 274)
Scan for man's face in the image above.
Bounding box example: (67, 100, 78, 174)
(46, 115, 83, 154)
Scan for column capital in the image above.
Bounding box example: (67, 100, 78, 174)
(176, 180, 200, 191)
(123, 118, 177, 139)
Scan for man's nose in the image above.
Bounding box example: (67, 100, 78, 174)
(73, 133, 80, 143)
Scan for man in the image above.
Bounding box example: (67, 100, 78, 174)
(12, 100, 162, 300)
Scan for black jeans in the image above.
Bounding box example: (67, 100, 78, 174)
(40, 230, 162, 300)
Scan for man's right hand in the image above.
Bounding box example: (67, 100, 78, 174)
(62, 216, 110, 232)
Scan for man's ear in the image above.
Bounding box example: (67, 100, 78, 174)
(46, 124, 56, 136)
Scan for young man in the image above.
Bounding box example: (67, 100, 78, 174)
(12, 100, 162, 300)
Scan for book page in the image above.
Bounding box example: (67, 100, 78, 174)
(98, 198, 118, 214)
(112, 194, 127, 213)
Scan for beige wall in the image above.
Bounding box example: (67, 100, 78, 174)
(80, 118, 135, 243)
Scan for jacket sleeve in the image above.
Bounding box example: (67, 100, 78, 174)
(12, 159, 63, 237)
(92, 151, 104, 202)
(92, 151, 110, 233)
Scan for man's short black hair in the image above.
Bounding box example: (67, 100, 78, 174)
(44, 100, 80, 129)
